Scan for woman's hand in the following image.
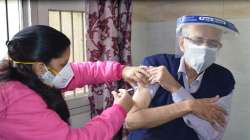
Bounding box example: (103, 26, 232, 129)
(112, 89, 134, 113)
(122, 66, 151, 87)
(186, 96, 227, 129)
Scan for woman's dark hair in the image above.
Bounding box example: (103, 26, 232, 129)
(0, 25, 70, 123)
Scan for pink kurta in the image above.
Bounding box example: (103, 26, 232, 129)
(0, 61, 126, 140)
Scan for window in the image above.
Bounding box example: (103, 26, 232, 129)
(48, 10, 89, 100)
(0, 0, 22, 60)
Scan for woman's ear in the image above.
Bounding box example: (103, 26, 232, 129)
(32, 62, 46, 77)
(179, 36, 185, 52)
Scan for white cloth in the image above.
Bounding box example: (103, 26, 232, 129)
(149, 57, 233, 140)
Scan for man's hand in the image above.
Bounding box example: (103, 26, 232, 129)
(186, 96, 227, 130)
(122, 66, 151, 87)
(148, 66, 181, 93)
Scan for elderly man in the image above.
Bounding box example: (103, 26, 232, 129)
(126, 15, 239, 140)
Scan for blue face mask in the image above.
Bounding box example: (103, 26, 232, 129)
(40, 63, 74, 89)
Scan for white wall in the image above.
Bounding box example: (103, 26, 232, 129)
(132, 21, 176, 65)
(217, 19, 250, 140)
(131, 22, 149, 65)
(131, 18, 250, 140)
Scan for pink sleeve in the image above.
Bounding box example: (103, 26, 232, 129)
(0, 90, 6, 118)
(1, 92, 127, 140)
(63, 61, 125, 91)
(67, 104, 127, 140)
(71, 104, 127, 140)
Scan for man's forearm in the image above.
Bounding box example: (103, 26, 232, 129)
(125, 100, 192, 130)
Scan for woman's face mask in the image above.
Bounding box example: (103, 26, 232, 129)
(40, 63, 74, 89)
(183, 37, 220, 74)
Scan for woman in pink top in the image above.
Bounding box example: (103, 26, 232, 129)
(0, 25, 150, 140)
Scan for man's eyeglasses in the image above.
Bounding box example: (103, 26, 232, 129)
(184, 36, 222, 49)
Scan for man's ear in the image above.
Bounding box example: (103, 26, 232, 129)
(32, 62, 46, 76)
(179, 36, 185, 52)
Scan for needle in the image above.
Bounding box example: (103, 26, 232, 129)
(126, 87, 137, 95)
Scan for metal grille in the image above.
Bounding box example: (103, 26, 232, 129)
(48, 10, 88, 99)
(0, 0, 22, 60)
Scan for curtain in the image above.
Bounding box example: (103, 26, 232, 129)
(85, 1, 132, 139)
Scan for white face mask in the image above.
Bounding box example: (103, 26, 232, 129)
(184, 39, 218, 74)
(40, 63, 74, 89)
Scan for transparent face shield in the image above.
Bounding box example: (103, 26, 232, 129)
(175, 15, 239, 58)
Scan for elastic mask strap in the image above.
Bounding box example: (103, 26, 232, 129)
(12, 60, 36, 65)
(13, 60, 59, 75)
(47, 67, 59, 75)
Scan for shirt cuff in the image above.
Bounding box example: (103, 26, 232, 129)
(148, 84, 159, 98)
(172, 87, 194, 102)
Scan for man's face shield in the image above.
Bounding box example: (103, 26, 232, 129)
(175, 15, 239, 57)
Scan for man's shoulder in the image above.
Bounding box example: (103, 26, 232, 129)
(143, 53, 175, 60)
(207, 63, 235, 89)
(142, 53, 179, 66)
(209, 63, 234, 78)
